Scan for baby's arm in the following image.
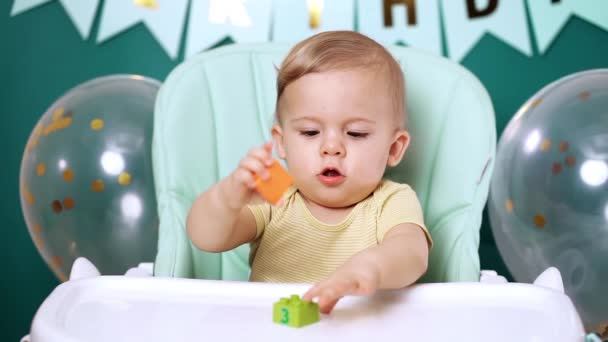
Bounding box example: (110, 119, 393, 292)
(303, 224, 429, 313)
(186, 143, 274, 252)
(365, 223, 429, 288)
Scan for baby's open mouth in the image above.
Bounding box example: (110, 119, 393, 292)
(318, 167, 345, 186)
(321, 167, 343, 177)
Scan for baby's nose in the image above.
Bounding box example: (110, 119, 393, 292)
(321, 139, 345, 156)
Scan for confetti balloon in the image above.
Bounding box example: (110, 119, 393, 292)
(489, 69, 608, 334)
(19, 75, 160, 281)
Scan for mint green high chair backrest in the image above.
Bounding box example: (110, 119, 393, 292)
(152, 43, 495, 283)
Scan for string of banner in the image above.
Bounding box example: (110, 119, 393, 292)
(9, 0, 608, 61)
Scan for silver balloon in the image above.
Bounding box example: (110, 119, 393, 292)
(489, 69, 608, 333)
(20, 75, 160, 280)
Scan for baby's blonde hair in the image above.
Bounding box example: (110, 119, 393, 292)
(276, 31, 406, 128)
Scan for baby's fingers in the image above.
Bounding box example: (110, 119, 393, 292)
(239, 156, 269, 181)
(247, 144, 274, 167)
(304, 279, 356, 314)
(232, 168, 257, 189)
(302, 283, 322, 302)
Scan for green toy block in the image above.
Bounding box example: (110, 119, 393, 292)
(273, 295, 320, 328)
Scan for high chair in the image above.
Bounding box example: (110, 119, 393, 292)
(152, 43, 496, 283)
(22, 43, 587, 342)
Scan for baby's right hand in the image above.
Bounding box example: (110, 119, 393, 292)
(226, 142, 274, 208)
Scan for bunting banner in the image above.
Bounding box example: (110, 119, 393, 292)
(97, 0, 189, 59)
(358, 0, 441, 56)
(11, 0, 50, 15)
(441, 0, 532, 61)
(527, 0, 608, 54)
(9, 0, 608, 61)
(272, 0, 354, 43)
(186, 0, 272, 58)
(12, 0, 100, 39)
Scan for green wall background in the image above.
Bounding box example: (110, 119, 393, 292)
(2, 1, 607, 340)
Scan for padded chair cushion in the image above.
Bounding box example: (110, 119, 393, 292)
(152, 43, 495, 283)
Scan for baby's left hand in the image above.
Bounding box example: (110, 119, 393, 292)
(302, 254, 381, 314)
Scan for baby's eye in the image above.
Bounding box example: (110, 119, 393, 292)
(300, 130, 319, 137)
(347, 132, 369, 138)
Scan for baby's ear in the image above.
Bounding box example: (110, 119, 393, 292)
(272, 124, 287, 159)
(387, 130, 410, 167)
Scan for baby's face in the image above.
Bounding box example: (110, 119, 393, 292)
(273, 68, 408, 208)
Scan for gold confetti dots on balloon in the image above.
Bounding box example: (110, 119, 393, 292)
(540, 139, 552, 152)
(90, 118, 104, 131)
(63, 197, 75, 210)
(37, 162, 46, 176)
(22, 183, 35, 206)
(134, 0, 158, 9)
(559, 141, 569, 152)
(53, 107, 64, 120)
(43, 108, 73, 136)
(565, 155, 576, 167)
(533, 214, 547, 228)
(552, 162, 562, 175)
(33, 234, 44, 249)
(91, 179, 105, 192)
(52, 200, 63, 213)
(53, 256, 63, 266)
(63, 169, 74, 182)
(33, 223, 42, 234)
(578, 91, 591, 101)
(530, 97, 543, 109)
(505, 199, 514, 213)
(51, 255, 63, 274)
(118, 172, 132, 186)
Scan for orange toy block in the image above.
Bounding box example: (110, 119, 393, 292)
(255, 160, 293, 204)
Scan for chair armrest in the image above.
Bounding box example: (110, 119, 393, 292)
(480, 269, 508, 283)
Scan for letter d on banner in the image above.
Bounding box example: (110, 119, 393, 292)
(442, 0, 532, 61)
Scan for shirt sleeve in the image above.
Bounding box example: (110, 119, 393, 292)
(376, 184, 433, 248)
(247, 201, 272, 239)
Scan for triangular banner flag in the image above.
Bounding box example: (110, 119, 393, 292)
(272, 0, 354, 43)
(358, 0, 441, 55)
(12, 0, 99, 40)
(527, 0, 608, 54)
(186, 0, 272, 58)
(97, 0, 189, 59)
(442, 0, 532, 61)
(58, 0, 100, 39)
(10, 0, 51, 16)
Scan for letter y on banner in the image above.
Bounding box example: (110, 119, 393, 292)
(272, 0, 354, 43)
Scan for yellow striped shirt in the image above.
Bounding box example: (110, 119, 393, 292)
(247, 180, 431, 283)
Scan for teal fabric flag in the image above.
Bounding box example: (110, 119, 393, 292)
(358, 0, 441, 55)
(272, 0, 354, 43)
(186, 0, 272, 58)
(527, 0, 608, 54)
(11, 0, 99, 39)
(97, 0, 189, 59)
(10, 0, 50, 16)
(442, 0, 532, 61)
